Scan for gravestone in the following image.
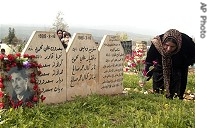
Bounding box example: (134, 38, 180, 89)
(21, 31, 67, 104)
(66, 33, 98, 100)
(98, 35, 124, 94)
(121, 40, 132, 55)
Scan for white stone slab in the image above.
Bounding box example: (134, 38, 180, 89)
(66, 33, 98, 100)
(98, 35, 124, 94)
(21, 31, 67, 104)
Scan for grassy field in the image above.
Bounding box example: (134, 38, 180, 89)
(0, 73, 195, 128)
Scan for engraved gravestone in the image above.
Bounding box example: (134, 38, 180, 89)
(21, 31, 67, 104)
(98, 35, 124, 94)
(66, 33, 98, 100)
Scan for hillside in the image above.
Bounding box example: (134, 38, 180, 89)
(0, 24, 153, 44)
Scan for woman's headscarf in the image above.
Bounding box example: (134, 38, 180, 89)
(151, 29, 182, 96)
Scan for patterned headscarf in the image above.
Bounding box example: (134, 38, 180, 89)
(151, 29, 182, 96)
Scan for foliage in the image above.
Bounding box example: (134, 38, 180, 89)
(124, 50, 146, 73)
(50, 11, 69, 32)
(124, 47, 150, 89)
(116, 32, 129, 41)
(16, 44, 26, 52)
(1, 27, 21, 45)
(0, 73, 195, 127)
(0, 53, 45, 109)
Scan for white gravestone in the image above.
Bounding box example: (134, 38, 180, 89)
(21, 31, 67, 104)
(66, 33, 98, 100)
(98, 35, 124, 94)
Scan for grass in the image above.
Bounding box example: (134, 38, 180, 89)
(0, 72, 195, 128)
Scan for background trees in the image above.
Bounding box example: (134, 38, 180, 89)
(50, 11, 69, 32)
(116, 32, 129, 41)
(2, 27, 21, 45)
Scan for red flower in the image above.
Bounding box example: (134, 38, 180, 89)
(38, 64, 43, 68)
(18, 100, 23, 106)
(125, 67, 129, 71)
(137, 53, 143, 57)
(30, 72, 36, 77)
(0, 82, 4, 88)
(0, 78, 3, 82)
(41, 95, 46, 102)
(7, 54, 16, 61)
(137, 60, 141, 64)
(33, 96, 38, 102)
(23, 54, 29, 58)
(132, 51, 137, 55)
(10, 101, 17, 108)
(26, 102, 33, 108)
(131, 63, 136, 67)
(30, 78, 36, 83)
(30, 62, 37, 68)
(33, 84, 38, 91)
(30, 55, 36, 58)
(142, 69, 147, 76)
(0, 91, 4, 98)
(16, 53, 21, 57)
(137, 49, 143, 53)
(12, 62, 17, 67)
(0, 102, 4, 109)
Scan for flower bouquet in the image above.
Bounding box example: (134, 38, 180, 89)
(0, 53, 46, 109)
(124, 49, 147, 87)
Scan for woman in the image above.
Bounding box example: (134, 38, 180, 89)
(145, 29, 195, 99)
(56, 29, 63, 40)
(62, 32, 71, 49)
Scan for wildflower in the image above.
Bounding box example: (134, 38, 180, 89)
(23, 61, 31, 68)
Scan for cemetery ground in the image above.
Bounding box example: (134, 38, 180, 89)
(0, 71, 195, 128)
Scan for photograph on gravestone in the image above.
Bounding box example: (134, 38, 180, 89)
(21, 31, 67, 104)
(66, 33, 98, 101)
(98, 35, 124, 95)
(5, 67, 34, 105)
(1, 55, 44, 109)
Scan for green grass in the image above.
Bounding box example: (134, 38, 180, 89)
(123, 72, 195, 93)
(0, 73, 195, 128)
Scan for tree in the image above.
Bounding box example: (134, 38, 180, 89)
(50, 11, 69, 32)
(116, 32, 129, 41)
(2, 27, 19, 45)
